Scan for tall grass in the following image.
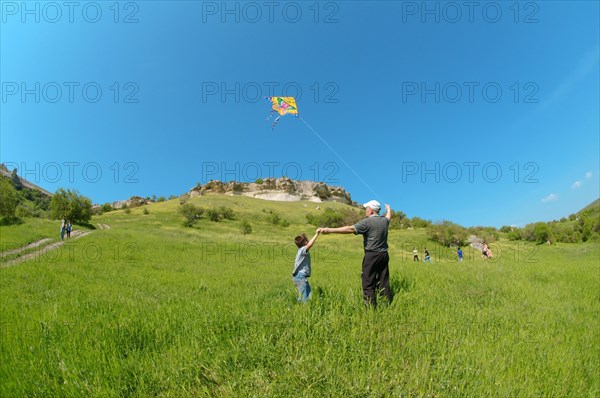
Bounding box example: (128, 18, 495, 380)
(1, 197, 598, 396)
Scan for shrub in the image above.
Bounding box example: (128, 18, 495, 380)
(15, 204, 34, 218)
(124, 208, 131, 214)
(306, 208, 346, 228)
(240, 220, 252, 234)
(255, 178, 264, 184)
(218, 206, 235, 220)
(179, 203, 204, 227)
(281, 219, 290, 228)
(268, 213, 281, 225)
(207, 209, 222, 222)
(507, 230, 521, 241)
(143, 208, 150, 215)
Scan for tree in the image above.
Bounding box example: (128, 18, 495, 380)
(533, 222, 552, 244)
(49, 189, 93, 223)
(10, 169, 23, 190)
(390, 210, 407, 229)
(179, 203, 204, 227)
(411, 216, 431, 228)
(0, 177, 19, 220)
(428, 221, 468, 246)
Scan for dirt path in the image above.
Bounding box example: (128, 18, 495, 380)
(97, 224, 111, 230)
(2, 230, 95, 268)
(0, 238, 52, 258)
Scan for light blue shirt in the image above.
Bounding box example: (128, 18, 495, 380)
(292, 246, 311, 277)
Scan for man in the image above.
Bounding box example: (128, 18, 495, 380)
(319, 200, 392, 308)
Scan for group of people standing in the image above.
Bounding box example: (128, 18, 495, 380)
(414, 245, 494, 263)
(412, 247, 435, 263)
(60, 220, 72, 240)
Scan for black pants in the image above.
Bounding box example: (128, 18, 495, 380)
(361, 251, 391, 307)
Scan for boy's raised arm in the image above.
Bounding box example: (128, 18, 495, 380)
(305, 229, 321, 251)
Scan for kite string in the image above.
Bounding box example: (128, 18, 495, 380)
(299, 116, 384, 204)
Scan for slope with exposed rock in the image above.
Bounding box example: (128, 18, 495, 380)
(188, 178, 354, 205)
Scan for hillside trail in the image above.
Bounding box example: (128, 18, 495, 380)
(1, 225, 109, 268)
(0, 238, 52, 258)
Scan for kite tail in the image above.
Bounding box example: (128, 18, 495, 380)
(271, 116, 281, 129)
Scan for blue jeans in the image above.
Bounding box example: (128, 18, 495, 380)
(293, 274, 311, 303)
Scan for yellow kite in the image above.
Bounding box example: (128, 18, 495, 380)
(266, 97, 299, 129)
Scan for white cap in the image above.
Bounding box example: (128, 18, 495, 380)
(363, 200, 381, 212)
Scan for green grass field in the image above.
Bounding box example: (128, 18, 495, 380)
(1, 196, 598, 397)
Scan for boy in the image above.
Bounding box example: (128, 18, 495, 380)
(292, 230, 321, 303)
(423, 248, 432, 263)
(457, 247, 463, 262)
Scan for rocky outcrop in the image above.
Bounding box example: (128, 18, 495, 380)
(113, 196, 150, 209)
(189, 178, 353, 205)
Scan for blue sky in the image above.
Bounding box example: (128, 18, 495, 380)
(1, 1, 598, 227)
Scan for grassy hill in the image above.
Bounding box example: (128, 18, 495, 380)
(1, 195, 599, 396)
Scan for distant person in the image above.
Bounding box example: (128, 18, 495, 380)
(320, 200, 392, 308)
(423, 248, 432, 263)
(413, 247, 419, 261)
(66, 221, 72, 238)
(482, 243, 488, 259)
(457, 247, 463, 262)
(60, 219, 66, 241)
(292, 230, 321, 303)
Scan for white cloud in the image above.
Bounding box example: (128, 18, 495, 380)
(541, 193, 559, 203)
(572, 181, 582, 189)
(585, 171, 593, 179)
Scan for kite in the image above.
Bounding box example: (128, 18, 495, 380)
(266, 96, 299, 129)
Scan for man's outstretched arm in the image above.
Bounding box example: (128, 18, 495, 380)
(320, 225, 356, 234)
